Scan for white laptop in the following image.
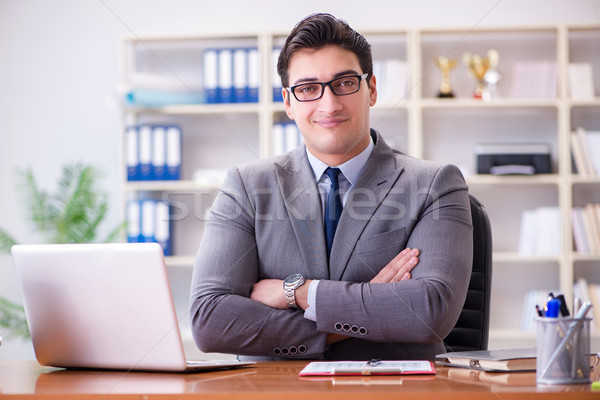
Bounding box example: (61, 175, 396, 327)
(11, 242, 254, 372)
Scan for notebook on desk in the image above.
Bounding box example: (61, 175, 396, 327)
(11, 242, 254, 372)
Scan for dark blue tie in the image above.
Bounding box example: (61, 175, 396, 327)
(324, 168, 343, 258)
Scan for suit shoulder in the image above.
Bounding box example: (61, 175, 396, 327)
(393, 151, 453, 171)
(228, 151, 296, 183)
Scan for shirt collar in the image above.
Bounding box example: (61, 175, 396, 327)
(306, 135, 374, 186)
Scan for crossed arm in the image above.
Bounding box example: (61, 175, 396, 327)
(250, 248, 420, 344)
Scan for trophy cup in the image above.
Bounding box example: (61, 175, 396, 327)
(435, 56, 457, 98)
(462, 49, 499, 100)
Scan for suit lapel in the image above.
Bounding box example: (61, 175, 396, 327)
(275, 148, 330, 280)
(329, 133, 404, 280)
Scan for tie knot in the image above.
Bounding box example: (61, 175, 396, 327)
(325, 167, 341, 188)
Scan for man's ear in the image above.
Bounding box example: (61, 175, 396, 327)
(283, 88, 295, 120)
(369, 75, 377, 107)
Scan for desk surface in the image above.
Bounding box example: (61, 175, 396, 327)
(1, 360, 599, 399)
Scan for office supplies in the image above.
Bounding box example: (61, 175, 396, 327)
(555, 294, 570, 317)
(11, 243, 254, 372)
(299, 360, 436, 376)
(536, 304, 544, 317)
(537, 302, 593, 384)
(545, 298, 561, 318)
(436, 348, 537, 372)
(575, 298, 582, 315)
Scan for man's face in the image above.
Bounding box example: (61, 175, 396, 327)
(283, 45, 377, 166)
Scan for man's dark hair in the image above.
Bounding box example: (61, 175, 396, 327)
(277, 13, 373, 89)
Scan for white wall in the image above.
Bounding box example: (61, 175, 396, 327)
(0, 0, 598, 360)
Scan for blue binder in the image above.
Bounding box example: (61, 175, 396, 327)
(165, 126, 181, 180)
(126, 126, 139, 181)
(138, 125, 153, 180)
(233, 48, 249, 103)
(247, 48, 260, 103)
(154, 201, 172, 256)
(126, 200, 142, 243)
(272, 47, 284, 102)
(203, 49, 219, 104)
(151, 126, 167, 180)
(218, 49, 234, 103)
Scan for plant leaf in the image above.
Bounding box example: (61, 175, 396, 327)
(0, 298, 30, 339)
(0, 229, 18, 253)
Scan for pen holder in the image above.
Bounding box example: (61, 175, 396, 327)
(536, 317, 591, 384)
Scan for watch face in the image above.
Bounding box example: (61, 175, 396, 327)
(285, 273, 303, 285)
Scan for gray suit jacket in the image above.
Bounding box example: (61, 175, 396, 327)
(190, 130, 473, 361)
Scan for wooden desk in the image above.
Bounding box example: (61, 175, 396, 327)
(1, 360, 598, 399)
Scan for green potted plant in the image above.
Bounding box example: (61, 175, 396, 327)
(0, 163, 124, 339)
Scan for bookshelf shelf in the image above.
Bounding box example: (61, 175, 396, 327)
(125, 180, 223, 192)
(165, 255, 197, 268)
(118, 24, 600, 352)
(466, 174, 560, 186)
(493, 252, 560, 263)
(125, 103, 261, 116)
(419, 98, 559, 109)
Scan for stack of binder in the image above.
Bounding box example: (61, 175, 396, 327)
(127, 199, 172, 256)
(272, 48, 283, 102)
(203, 47, 260, 104)
(517, 207, 561, 256)
(571, 127, 600, 176)
(272, 122, 302, 155)
(572, 203, 600, 253)
(122, 71, 205, 107)
(126, 124, 181, 181)
(373, 59, 410, 103)
(510, 61, 558, 98)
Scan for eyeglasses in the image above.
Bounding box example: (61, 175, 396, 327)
(287, 73, 368, 102)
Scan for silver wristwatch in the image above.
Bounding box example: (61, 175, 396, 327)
(283, 274, 306, 309)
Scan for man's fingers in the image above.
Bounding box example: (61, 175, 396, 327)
(371, 248, 419, 283)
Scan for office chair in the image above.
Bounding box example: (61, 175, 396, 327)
(443, 194, 493, 352)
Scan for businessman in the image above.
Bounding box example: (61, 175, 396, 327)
(190, 13, 473, 361)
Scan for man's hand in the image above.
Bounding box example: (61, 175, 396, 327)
(370, 248, 419, 284)
(250, 279, 288, 309)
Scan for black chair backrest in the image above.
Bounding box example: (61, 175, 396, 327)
(443, 194, 493, 352)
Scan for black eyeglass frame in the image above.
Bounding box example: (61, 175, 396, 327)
(286, 73, 369, 102)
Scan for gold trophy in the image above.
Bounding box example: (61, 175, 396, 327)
(462, 49, 499, 100)
(435, 56, 457, 98)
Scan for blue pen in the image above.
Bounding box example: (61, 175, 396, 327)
(545, 298, 561, 318)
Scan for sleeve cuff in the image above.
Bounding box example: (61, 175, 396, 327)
(303, 280, 319, 322)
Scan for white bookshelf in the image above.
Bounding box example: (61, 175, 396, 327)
(119, 25, 600, 352)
